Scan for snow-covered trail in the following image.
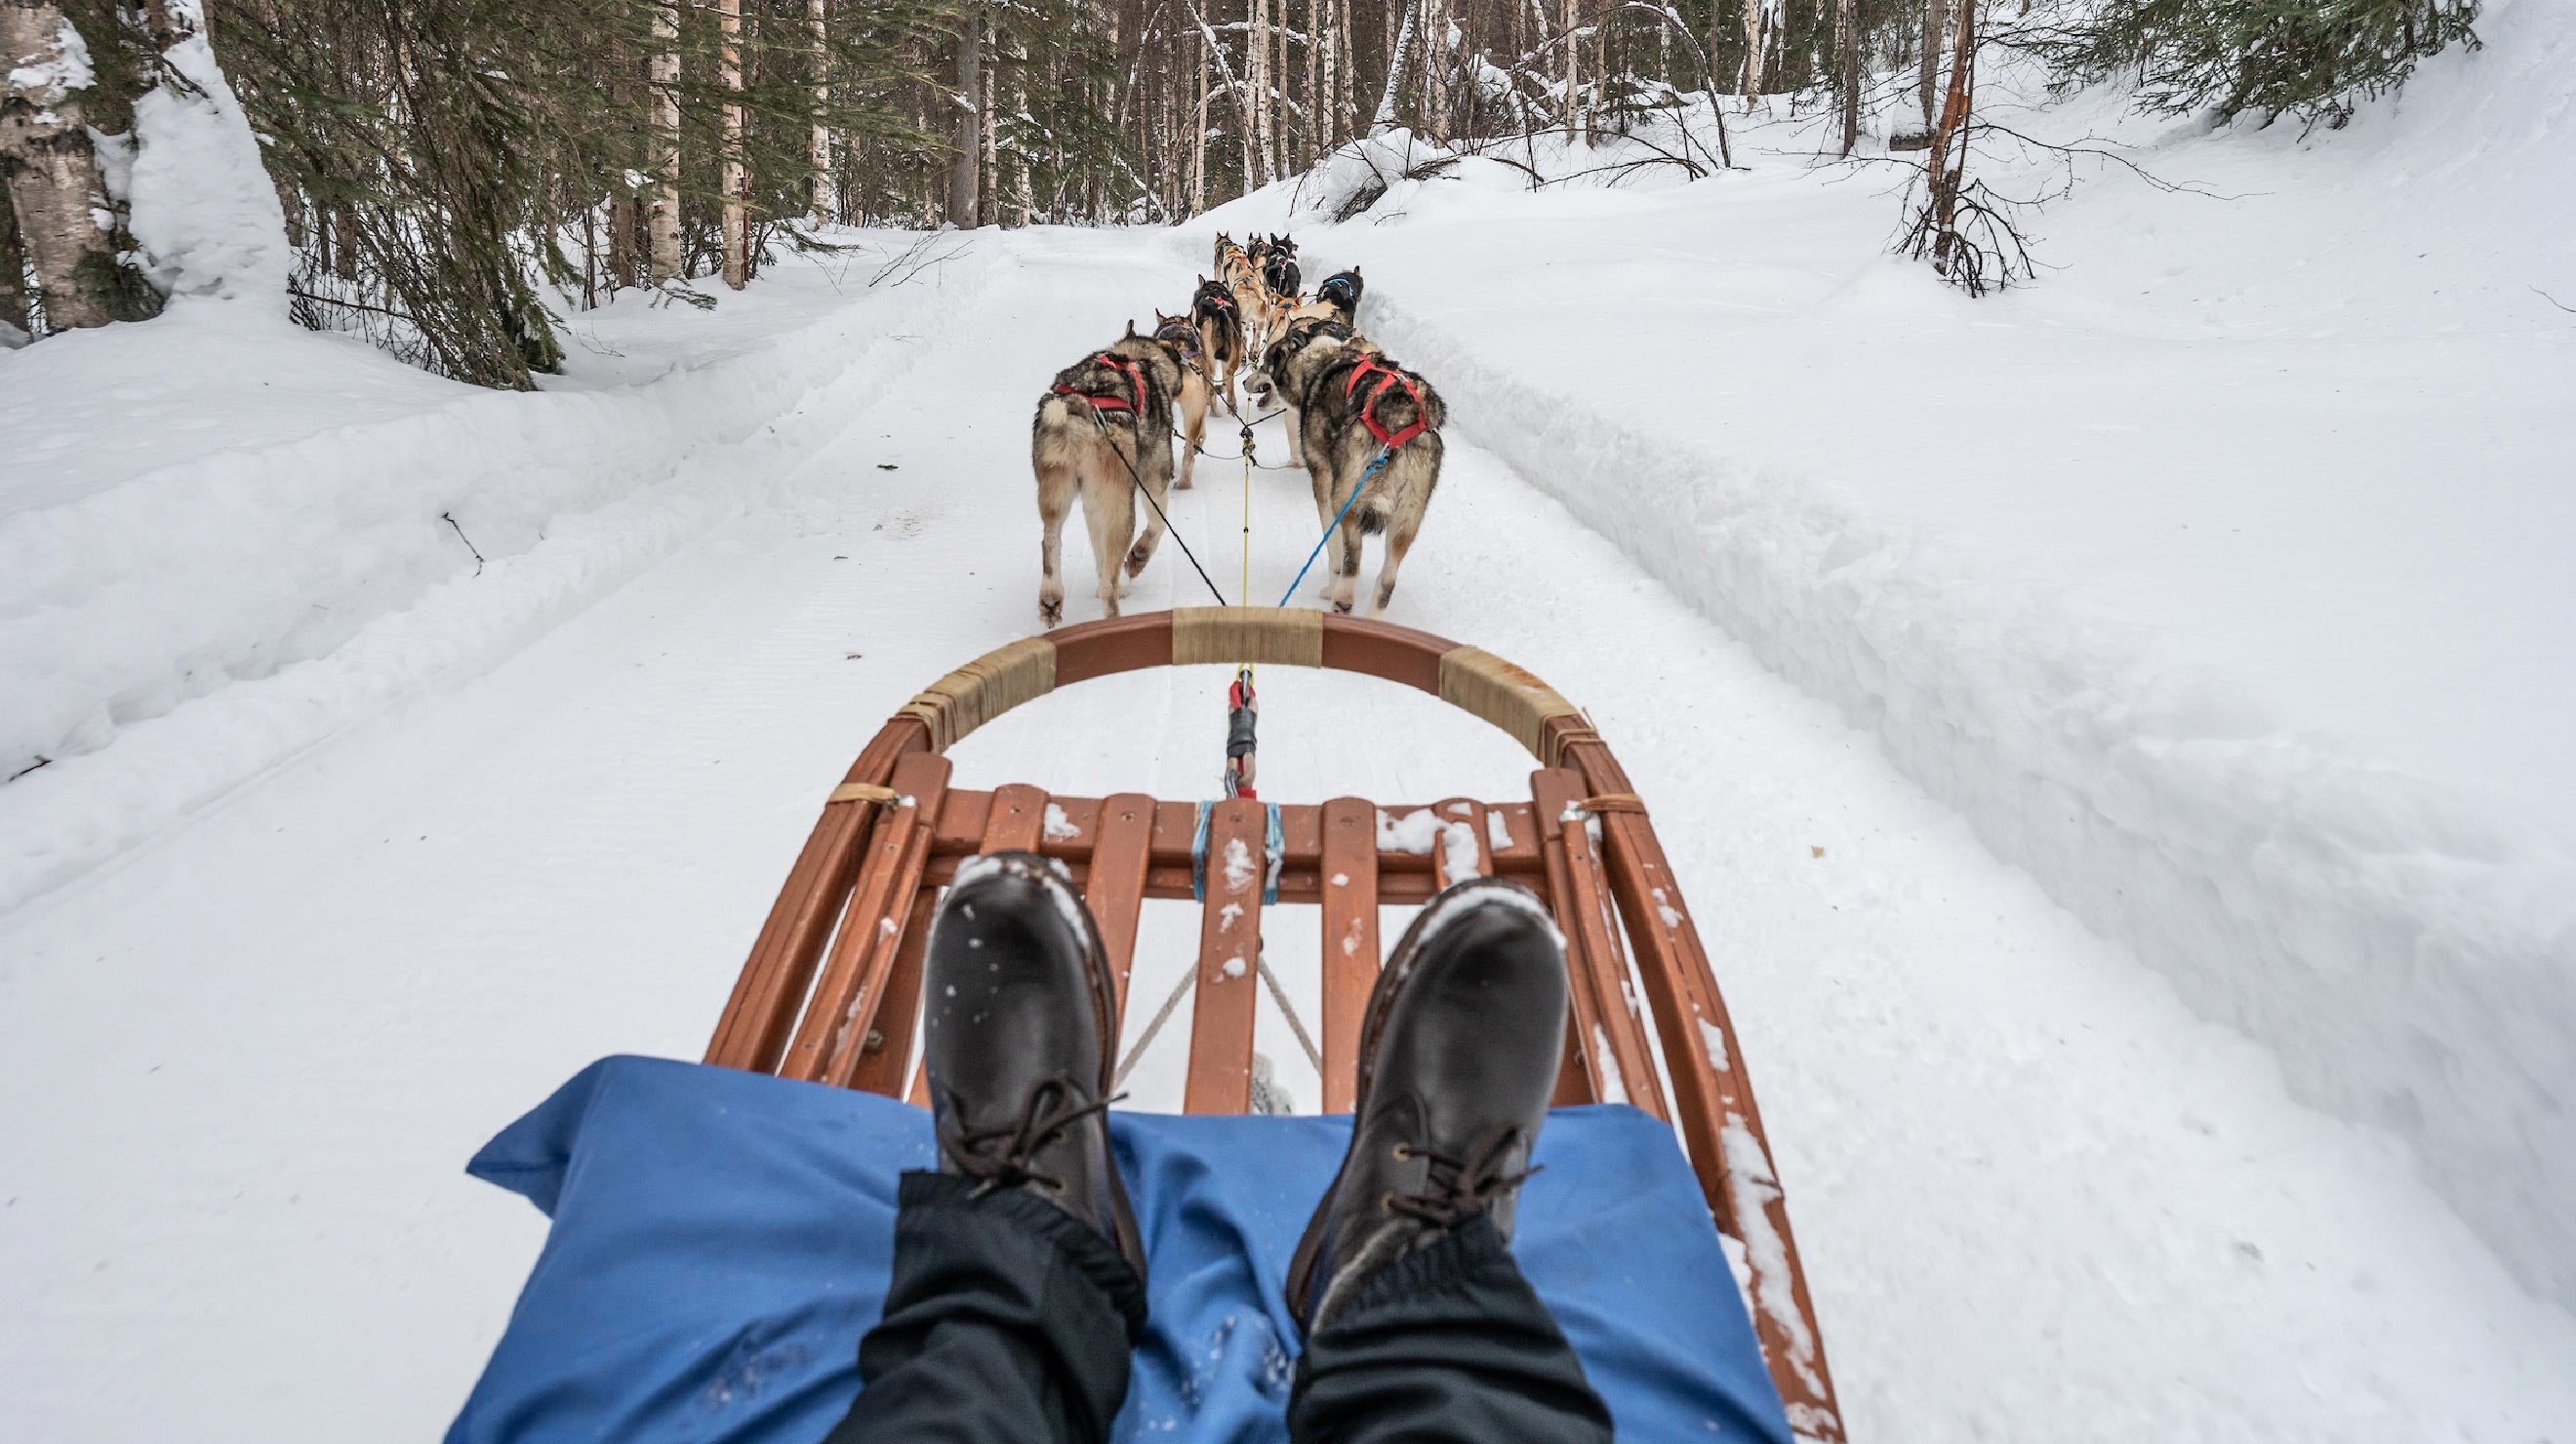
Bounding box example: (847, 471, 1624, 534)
(4, 227, 2571, 1442)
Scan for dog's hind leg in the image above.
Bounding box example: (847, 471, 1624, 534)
(1035, 455, 1076, 627)
(1124, 435, 1173, 580)
(1079, 448, 1136, 618)
(1369, 504, 1422, 617)
(1326, 509, 1366, 614)
(1176, 382, 1208, 493)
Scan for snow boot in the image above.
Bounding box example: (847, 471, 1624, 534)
(1285, 878, 1569, 1331)
(921, 851, 1146, 1287)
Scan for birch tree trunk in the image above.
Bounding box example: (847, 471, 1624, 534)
(1561, 0, 1579, 137)
(648, 0, 682, 280)
(1740, 0, 1766, 101)
(1420, 0, 1446, 142)
(0, 1, 122, 331)
(947, 14, 982, 226)
(1190, 27, 1208, 213)
(1249, 0, 1275, 185)
(1917, 0, 1947, 131)
(809, 0, 833, 221)
(1373, 0, 1415, 133)
(1306, 0, 1320, 165)
(720, 0, 747, 288)
(1338, 0, 1355, 138)
(1836, 0, 1858, 154)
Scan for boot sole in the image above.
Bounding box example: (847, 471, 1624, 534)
(1281, 877, 1538, 1323)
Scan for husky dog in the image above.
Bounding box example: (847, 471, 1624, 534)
(1263, 253, 1303, 307)
(1213, 231, 1239, 271)
(1314, 266, 1363, 327)
(1244, 313, 1380, 467)
(1190, 276, 1246, 410)
(1153, 309, 1217, 492)
(1031, 325, 1192, 625)
(1257, 319, 1443, 616)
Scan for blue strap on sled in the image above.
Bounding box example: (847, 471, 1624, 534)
(445, 1056, 1793, 1444)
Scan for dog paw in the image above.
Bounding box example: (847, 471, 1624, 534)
(1038, 598, 1063, 627)
(1123, 545, 1154, 577)
(1173, 477, 1193, 491)
(1331, 598, 1355, 615)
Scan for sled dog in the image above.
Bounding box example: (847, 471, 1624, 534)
(1244, 313, 1380, 466)
(1314, 266, 1363, 327)
(1190, 276, 1246, 411)
(1153, 309, 1218, 493)
(1031, 325, 1191, 625)
(1255, 317, 1442, 616)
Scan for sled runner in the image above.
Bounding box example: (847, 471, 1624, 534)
(704, 607, 1846, 1439)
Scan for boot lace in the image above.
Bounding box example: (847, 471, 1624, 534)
(1389, 1125, 1541, 1227)
(940, 1074, 1117, 1198)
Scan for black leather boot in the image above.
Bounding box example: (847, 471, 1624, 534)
(1286, 877, 1570, 1331)
(922, 851, 1146, 1286)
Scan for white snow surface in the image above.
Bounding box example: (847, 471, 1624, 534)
(7, 38, 2576, 1440)
(1195, 0, 2576, 1315)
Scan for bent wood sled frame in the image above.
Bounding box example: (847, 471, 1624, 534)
(704, 608, 1845, 1439)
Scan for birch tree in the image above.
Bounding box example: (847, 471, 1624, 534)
(718, 0, 747, 287)
(809, 0, 832, 221)
(649, 0, 682, 281)
(0, 0, 125, 330)
(947, 13, 982, 225)
(1917, 0, 1946, 131)
(1836, 0, 1857, 154)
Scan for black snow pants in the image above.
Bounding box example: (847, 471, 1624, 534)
(819, 1171, 1616, 1443)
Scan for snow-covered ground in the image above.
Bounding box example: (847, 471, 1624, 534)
(1200, 0, 2576, 1324)
(7, 12, 2576, 1439)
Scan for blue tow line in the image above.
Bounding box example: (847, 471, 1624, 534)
(1275, 448, 1390, 607)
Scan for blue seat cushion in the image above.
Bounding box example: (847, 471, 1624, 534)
(447, 1056, 1792, 1443)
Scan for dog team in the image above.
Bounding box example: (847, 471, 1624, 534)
(1031, 232, 1447, 625)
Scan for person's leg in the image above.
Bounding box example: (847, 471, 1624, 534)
(1284, 880, 1616, 1444)
(821, 854, 1148, 1444)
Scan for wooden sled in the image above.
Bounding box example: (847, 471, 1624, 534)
(704, 607, 1844, 1440)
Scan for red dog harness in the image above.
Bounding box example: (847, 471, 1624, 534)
(1052, 353, 1147, 420)
(1344, 356, 1429, 451)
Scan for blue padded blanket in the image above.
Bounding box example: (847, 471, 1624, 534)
(448, 1056, 1791, 1444)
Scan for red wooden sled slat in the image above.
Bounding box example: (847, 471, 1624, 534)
(843, 888, 935, 1096)
(1184, 798, 1267, 1113)
(705, 718, 929, 1072)
(1087, 793, 1157, 1017)
(781, 752, 952, 1084)
(1317, 797, 1380, 1113)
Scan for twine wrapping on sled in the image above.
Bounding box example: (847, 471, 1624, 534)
(1174, 607, 1324, 668)
(826, 782, 905, 806)
(1437, 646, 1582, 760)
(898, 636, 1058, 751)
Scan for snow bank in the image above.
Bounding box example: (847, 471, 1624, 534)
(0, 244, 1005, 913)
(1359, 279, 2576, 1311)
